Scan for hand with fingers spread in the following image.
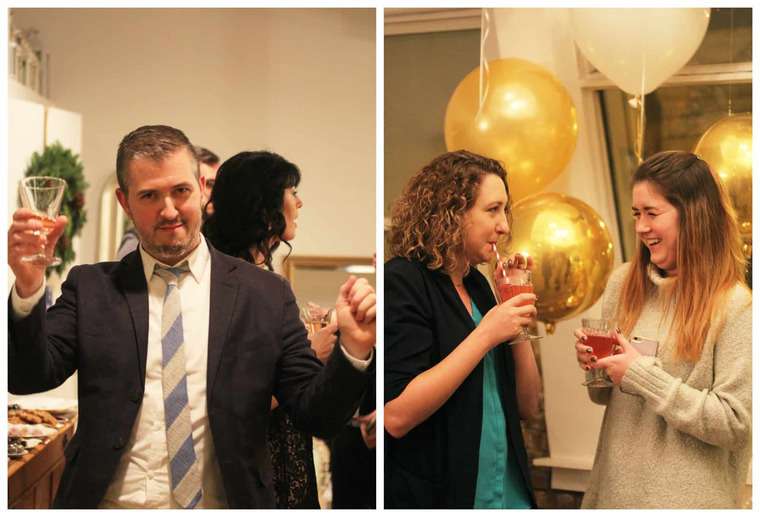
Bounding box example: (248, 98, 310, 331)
(335, 276, 376, 359)
(592, 331, 640, 385)
(8, 209, 68, 297)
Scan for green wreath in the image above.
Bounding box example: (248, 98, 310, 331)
(24, 141, 89, 276)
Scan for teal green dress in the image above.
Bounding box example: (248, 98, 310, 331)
(470, 303, 532, 509)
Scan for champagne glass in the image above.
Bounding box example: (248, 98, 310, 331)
(581, 318, 617, 388)
(495, 267, 542, 342)
(300, 305, 322, 336)
(300, 302, 334, 336)
(18, 176, 67, 267)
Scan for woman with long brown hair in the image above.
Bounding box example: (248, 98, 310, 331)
(575, 151, 751, 508)
(384, 150, 540, 509)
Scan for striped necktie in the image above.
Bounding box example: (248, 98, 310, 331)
(154, 263, 203, 509)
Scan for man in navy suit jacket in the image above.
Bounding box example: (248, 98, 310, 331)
(8, 125, 376, 508)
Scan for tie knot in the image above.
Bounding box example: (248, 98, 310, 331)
(153, 262, 190, 286)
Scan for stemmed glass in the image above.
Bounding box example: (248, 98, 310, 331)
(300, 305, 323, 336)
(495, 267, 542, 342)
(18, 176, 67, 267)
(299, 302, 334, 335)
(581, 318, 617, 388)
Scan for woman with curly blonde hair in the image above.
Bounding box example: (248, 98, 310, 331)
(384, 150, 540, 509)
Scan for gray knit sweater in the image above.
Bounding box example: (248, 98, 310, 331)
(581, 263, 752, 509)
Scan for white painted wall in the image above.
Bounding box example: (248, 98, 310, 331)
(10, 8, 376, 266)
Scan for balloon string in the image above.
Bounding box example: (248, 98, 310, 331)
(634, 56, 646, 164)
(477, 8, 491, 118)
(637, 94, 646, 164)
(728, 8, 734, 116)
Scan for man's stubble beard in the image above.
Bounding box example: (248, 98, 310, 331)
(142, 225, 202, 265)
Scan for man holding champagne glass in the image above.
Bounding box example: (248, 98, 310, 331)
(7, 124, 376, 509)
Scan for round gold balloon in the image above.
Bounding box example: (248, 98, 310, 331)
(493, 193, 615, 329)
(445, 58, 578, 202)
(693, 113, 752, 239)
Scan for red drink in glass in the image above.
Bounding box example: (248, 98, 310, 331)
(497, 283, 532, 304)
(581, 318, 617, 387)
(585, 334, 616, 359)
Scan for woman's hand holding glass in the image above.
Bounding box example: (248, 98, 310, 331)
(574, 328, 597, 372)
(309, 322, 338, 363)
(592, 332, 640, 385)
(299, 302, 338, 363)
(574, 327, 641, 386)
(478, 291, 537, 347)
(492, 252, 540, 343)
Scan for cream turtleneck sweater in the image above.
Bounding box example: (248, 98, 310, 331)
(581, 263, 752, 509)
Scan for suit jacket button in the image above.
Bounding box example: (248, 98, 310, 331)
(130, 389, 142, 403)
(113, 436, 126, 449)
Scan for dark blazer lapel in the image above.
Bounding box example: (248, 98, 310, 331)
(467, 271, 496, 325)
(206, 245, 240, 399)
(116, 251, 150, 389)
(430, 269, 475, 331)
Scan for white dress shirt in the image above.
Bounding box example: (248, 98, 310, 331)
(99, 239, 229, 508)
(11, 238, 373, 508)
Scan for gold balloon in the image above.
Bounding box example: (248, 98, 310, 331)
(445, 58, 578, 202)
(693, 114, 752, 240)
(493, 193, 615, 329)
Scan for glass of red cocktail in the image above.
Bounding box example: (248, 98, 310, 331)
(581, 318, 617, 387)
(495, 267, 542, 342)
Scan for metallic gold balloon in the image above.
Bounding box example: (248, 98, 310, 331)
(445, 58, 578, 202)
(493, 193, 615, 329)
(693, 114, 752, 240)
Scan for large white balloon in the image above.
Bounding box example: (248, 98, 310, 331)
(570, 8, 710, 95)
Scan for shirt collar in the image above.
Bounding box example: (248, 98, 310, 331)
(646, 263, 676, 288)
(139, 237, 210, 284)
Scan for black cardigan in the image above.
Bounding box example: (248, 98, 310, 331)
(384, 257, 536, 509)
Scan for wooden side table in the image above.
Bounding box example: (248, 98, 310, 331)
(8, 417, 77, 509)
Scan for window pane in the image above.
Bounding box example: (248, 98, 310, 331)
(688, 7, 751, 65)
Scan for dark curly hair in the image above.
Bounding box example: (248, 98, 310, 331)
(388, 150, 510, 275)
(202, 151, 301, 270)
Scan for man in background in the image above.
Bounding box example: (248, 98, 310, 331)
(194, 145, 220, 217)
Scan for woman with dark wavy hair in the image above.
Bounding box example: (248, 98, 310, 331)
(203, 151, 334, 509)
(203, 151, 300, 269)
(384, 150, 540, 509)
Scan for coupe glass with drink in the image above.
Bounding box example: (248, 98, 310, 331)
(581, 318, 617, 387)
(18, 176, 67, 267)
